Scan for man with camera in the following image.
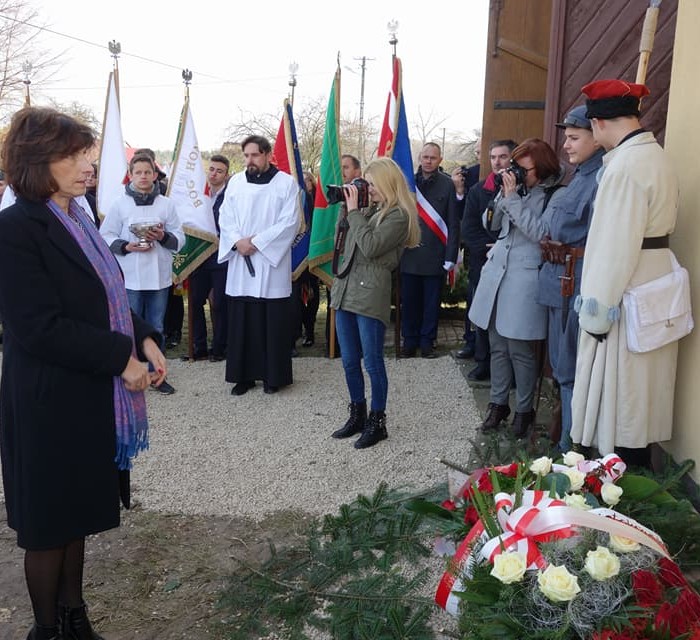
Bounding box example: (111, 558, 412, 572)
(457, 140, 517, 381)
(217, 135, 300, 396)
(400, 142, 460, 358)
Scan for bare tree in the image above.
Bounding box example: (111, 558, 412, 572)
(0, 1, 61, 118)
(411, 106, 449, 146)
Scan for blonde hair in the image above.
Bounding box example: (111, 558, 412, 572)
(364, 157, 420, 248)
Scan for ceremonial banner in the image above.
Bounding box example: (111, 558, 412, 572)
(167, 98, 218, 284)
(97, 71, 127, 219)
(272, 99, 307, 280)
(307, 67, 343, 285)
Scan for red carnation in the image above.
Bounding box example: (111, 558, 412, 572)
(631, 569, 663, 607)
(477, 474, 493, 493)
(494, 463, 519, 477)
(657, 557, 689, 588)
(672, 588, 700, 632)
(654, 601, 674, 632)
(463, 506, 479, 526)
(584, 474, 603, 494)
(441, 499, 456, 511)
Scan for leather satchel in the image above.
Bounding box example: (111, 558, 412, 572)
(622, 252, 693, 353)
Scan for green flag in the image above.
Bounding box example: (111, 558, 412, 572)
(307, 67, 343, 285)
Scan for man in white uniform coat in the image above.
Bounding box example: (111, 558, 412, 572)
(218, 135, 300, 396)
(571, 79, 680, 467)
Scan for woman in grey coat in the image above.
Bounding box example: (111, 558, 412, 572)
(469, 139, 566, 437)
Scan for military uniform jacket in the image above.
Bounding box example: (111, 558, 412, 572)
(400, 170, 459, 276)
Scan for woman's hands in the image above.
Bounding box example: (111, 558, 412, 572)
(343, 183, 359, 211)
(142, 337, 167, 387)
(121, 356, 151, 392)
(500, 168, 518, 197)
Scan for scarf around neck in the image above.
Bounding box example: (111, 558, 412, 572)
(125, 181, 160, 206)
(47, 197, 149, 470)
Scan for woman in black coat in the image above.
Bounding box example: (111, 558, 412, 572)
(0, 108, 167, 640)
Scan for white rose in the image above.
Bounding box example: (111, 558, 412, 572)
(530, 456, 553, 476)
(584, 546, 621, 580)
(490, 551, 527, 584)
(609, 535, 641, 553)
(563, 468, 586, 492)
(564, 493, 592, 510)
(537, 564, 581, 602)
(562, 451, 585, 467)
(601, 482, 623, 506)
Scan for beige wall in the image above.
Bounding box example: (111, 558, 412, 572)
(663, 0, 700, 478)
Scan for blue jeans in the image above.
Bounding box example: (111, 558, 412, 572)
(127, 288, 169, 350)
(335, 309, 388, 412)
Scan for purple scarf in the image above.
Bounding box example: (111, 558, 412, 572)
(47, 198, 149, 470)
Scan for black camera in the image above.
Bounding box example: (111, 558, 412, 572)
(493, 160, 528, 188)
(326, 177, 370, 209)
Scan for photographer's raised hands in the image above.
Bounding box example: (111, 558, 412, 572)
(500, 168, 518, 197)
(343, 183, 359, 211)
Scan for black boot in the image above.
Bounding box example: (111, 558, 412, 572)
(512, 409, 536, 438)
(27, 623, 60, 640)
(332, 401, 367, 438)
(480, 403, 510, 432)
(61, 603, 105, 640)
(354, 411, 388, 449)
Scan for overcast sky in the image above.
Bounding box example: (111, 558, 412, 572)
(21, 0, 489, 153)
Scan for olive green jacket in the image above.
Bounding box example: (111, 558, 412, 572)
(330, 206, 409, 326)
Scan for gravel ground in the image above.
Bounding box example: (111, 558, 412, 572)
(128, 353, 482, 518)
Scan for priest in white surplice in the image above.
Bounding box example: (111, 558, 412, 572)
(218, 135, 301, 396)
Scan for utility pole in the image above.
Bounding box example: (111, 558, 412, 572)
(354, 56, 374, 164)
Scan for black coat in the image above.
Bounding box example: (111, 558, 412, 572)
(400, 169, 460, 276)
(0, 197, 157, 550)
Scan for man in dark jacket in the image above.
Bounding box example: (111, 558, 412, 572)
(457, 139, 517, 379)
(400, 142, 460, 358)
(188, 154, 230, 361)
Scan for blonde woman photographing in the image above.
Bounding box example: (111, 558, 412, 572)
(330, 157, 420, 449)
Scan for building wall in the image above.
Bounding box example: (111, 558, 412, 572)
(663, 0, 700, 478)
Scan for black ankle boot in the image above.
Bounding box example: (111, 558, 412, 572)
(480, 403, 510, 432)
(512, 409, 536, 438)
(332, 401, 367, 438)
(354, 411, 388, 449)
(27, 623, 59, 640)
(61, 603, 105, 640)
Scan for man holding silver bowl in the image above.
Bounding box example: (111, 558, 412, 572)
(100, 153, 185, 394)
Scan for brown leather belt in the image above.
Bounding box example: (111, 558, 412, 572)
(540, 240, 585, 265)
(642, 235, 669, 250)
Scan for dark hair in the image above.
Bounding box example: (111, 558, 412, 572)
(210, 154, 230, 171)
(511, 138, 560, 181)
(134, 147, 156, 161)
(2, 107, 95, 201)
(489, 139, 518, 152)
(341, 154, 361, 171)
(129, 154, 156, 173)
(241, 135, 271, 154)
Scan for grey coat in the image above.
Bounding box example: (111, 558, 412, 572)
(331, 206, 408, 327)
(468, 176, 566, 340)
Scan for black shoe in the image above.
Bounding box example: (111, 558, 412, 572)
(480, 403, 511, 432)
(467, 364, 490, 381)
(512, 409, 536, 438)
(27, 623, 60, 640)
(401, 346, 417, 358)
(302, 336, 314, 347)
(263, 382, 279, 394)
(165, 331, 181, 349)
(208, 353, 226, 362)
(192, 351, 209, 361)
(455, 344, 475, 359)
(421, 346, 439, 359)
(332, 401, 367, 438)
(61, 602, 105, 640)
(355, 411, 388, 449)
(231, 381, 255, 396)
(152, 380, 176, 394)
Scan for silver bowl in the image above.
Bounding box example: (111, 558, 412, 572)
(128, 220, 161, 248)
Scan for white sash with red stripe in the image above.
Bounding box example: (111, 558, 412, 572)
(416, 188, 448, 245)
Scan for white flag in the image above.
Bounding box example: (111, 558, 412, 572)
(97, 72, 127, 219)
(167, 100, 217, 237)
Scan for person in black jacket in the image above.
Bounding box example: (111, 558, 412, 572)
(188, 154, 230, 361)
(457, 139, 517, 379)
(399, 142, 460, 358)
(0, 107, 167, 640)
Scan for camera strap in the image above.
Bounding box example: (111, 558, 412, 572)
(332, 217, 356, 279)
